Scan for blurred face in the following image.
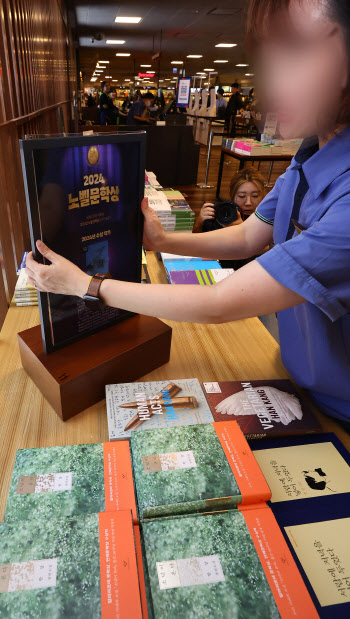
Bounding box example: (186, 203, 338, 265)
(144, 98, 153, 107)
(234, 181, 263, 216)
(103, 83, 110, 93)
(256, 0, 348, 138)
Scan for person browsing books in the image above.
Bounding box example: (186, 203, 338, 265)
(26, 0, 350, 429)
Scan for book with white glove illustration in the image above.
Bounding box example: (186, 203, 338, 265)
(202, 379, 322, 439)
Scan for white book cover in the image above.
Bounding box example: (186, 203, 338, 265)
(106, 378, 214, 440)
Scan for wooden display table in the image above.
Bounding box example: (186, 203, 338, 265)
(0, 251, 349, 520)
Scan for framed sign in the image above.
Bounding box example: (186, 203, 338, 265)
(20, 132, 146, 353)
(176, 78, 192, 108)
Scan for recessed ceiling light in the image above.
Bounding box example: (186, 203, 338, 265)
(215, 43, 237, 48)
(165, 78, 171, 81)
(187, 55, 202, 58)
(115, 16, 142, 23)
(214, 60, 228, 63)
(171, 61, 183, 64)
(116, 53, 131, 57)
(106, 40, 125, 45)
(140, 64, 151, 67)
(245, 73, 254, 76)
(97, 60, 109, 64)
(90, 77, 97, 82)
(112, 79, 118, 82)
(95, 70, 103, 73)
(105, 75, 112, 78)
(124, 79, 131, 81)
(146, 71, 154, 74)
(203, 68, 214, 72)
(196, 72, 206, 75)
(236, 63, 249, 67)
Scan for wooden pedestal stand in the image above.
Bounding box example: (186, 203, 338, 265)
(17, 315, 172, 421)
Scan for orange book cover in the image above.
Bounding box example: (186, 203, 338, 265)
(99, 510, 143, 618)
(103, 441, 138, 523)
(213, 420, 271, 505)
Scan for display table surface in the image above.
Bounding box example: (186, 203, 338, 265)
(0, 251, 349, 519)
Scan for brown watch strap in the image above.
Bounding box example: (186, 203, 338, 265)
(86, 272, 110, 298)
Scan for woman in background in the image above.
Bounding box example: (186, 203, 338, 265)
(192, 169, 267, 269)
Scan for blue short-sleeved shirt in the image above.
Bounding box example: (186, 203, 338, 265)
(127, 99, 146, 125)
(254, 124, 350, 421)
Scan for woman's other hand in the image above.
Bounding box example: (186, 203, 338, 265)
(141, 197, 166, 250)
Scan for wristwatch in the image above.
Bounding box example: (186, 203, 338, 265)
(83, 272, 111, 311)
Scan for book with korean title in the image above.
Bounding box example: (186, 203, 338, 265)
(4, 442, 138, 525)
(130, 420, 271, 520)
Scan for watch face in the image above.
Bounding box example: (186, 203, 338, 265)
(83, 294, 104, 312)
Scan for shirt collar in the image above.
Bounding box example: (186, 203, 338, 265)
(291, 124, 350, 199)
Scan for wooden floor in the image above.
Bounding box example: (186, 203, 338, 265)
(177, 145, 290, 217)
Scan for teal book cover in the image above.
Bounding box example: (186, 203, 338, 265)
(4, 442, 138, 524)
(141, 508, 318, 619)
(0, 510, 143, 619)
(131, 421, 271, 519)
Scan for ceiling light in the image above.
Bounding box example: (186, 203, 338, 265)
(187, 55, 202, 58)
(116, 53, 131, 57)
(236, 63, 249, 67)
(140, 64, 151, 67)
(124, 79, 131, 81)
(196, 72, 206, 75)
(215, 43, 237, 48)
(97, 60, 109, 64)
(105, 75, 112, 78)
(171, 61, 183, 64)
(90, 77, 97, 82)
(115, 16, 142, 23)
(245, 73, 254, 76)
(95, 70, 103, 73)
(112, 79, 118, 82)
(165, 78, 171, 81)
(204, 68, 214, 72)
(214, 60, 228, 63)
(106, 40, 125, 45)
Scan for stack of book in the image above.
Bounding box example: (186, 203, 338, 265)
(159, 252, 223, 284)
(3, 399, 348, 617)
(222, 137, 303, 157)
(14, 254, 38, 306)
(145, 170, 162, 189)
(144, 187, 195, 232)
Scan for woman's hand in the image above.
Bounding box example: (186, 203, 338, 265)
(141, 197, 167, 250)
(198, 203, 215, 223)
(25, 240, 91, 298)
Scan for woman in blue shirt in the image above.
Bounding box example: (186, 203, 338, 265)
(26, 0, 350, 424)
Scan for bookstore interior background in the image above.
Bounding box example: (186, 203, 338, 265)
(1, 0, 350, 617)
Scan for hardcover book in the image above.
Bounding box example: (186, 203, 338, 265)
(141, 506, 318, 618)
(4, 442, 138, 524)
(251, 433, 350, 510)
(168, 268, 233, 285)
(130, 421, 271, 520)
(202, 379, 322, 438)
(106, 379, 214, 441)
(0, 510, 143, 618)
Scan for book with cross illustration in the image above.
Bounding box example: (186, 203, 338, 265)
(105, 378, 214, 441)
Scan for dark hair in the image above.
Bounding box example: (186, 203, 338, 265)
(217, 87, 225, 95)
(231, 82, 240, 89)
(101, 81, 109, 90)
(229, 168, 265, 201)
(142, 92, 155, 99)
(246, 0, 350, 124)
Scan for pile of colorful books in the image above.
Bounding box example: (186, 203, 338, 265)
(2, 376, 347, 618)
(144, 183, 195, 233)
(14, 252, 38, 306)
(222, 137, 303, 157)
(159, 252, 229, 284)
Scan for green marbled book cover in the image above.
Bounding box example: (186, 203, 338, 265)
(141, 510, 280, 619)
(0, 514, 101, 618)
(131, 423, 242, 519)
(4, 443, 105, 523)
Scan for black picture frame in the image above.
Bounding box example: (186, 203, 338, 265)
(20, 132, 146, 354)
